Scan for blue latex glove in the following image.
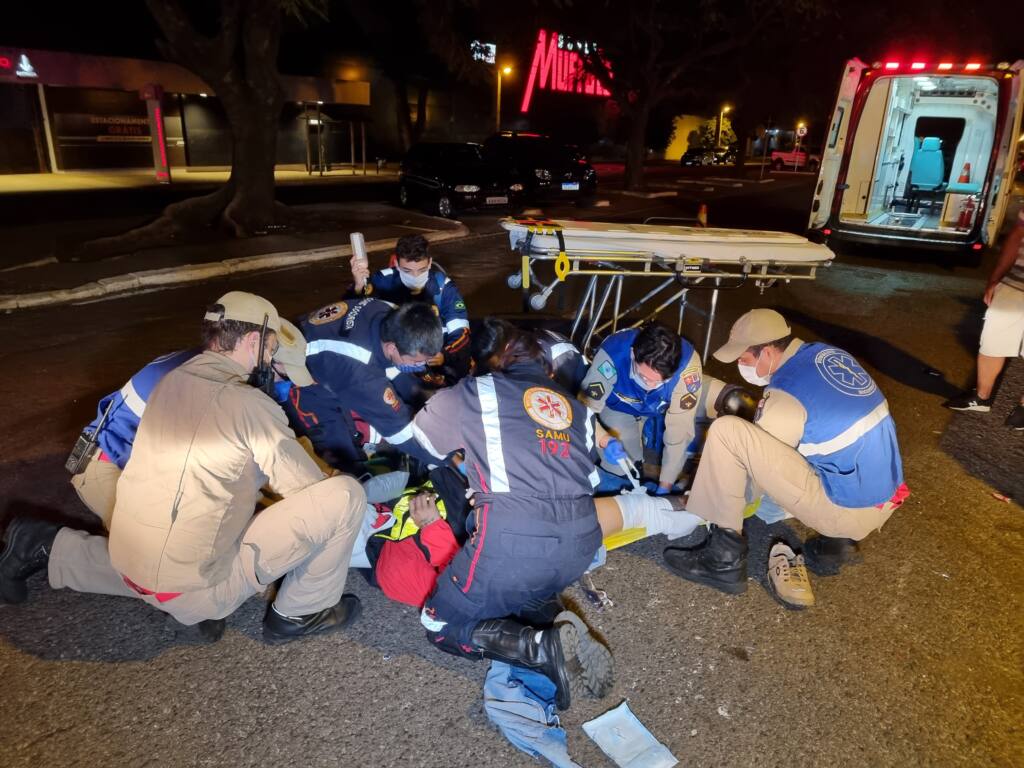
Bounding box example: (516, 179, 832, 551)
(604, 439, 628, 465)
(654, 485, 671, 496)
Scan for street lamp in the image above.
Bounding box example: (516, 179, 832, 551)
(716, 104, 731, 147)
(496, 65, 513, 132)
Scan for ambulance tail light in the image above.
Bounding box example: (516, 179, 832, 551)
(964, 63, 982, 71)
(884, 62, 900, 71)
(937, 62, 954, 71)
(910, 62, 926, 71)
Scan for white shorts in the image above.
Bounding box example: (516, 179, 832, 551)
(979, 283, 1024, 358)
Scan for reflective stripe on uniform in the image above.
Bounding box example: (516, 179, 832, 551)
(384, 422, 415, 445)
(444, 318, 470, 335)
(476, 375, 511, 492)
(413, 422, 447, 459)
(549, 342, 576, 361)
(119, 380, 147, 418)
(380, 268, 394, 276)
(797, 401, 890, 458)
(385, 366, 401, 380)
(306, 339, 372, 364)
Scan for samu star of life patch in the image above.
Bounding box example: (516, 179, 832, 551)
(383, 387, 401, 412)
(523, 387, 573, 430)
(309, 302, 347, 325)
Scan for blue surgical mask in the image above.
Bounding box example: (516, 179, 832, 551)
(397, 361, 428, 374)
(273, 380, 293, 403)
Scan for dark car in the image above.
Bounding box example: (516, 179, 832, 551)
(712, 145, 737, 165)
(399, 142, 523, 217)
(680, 147, 715, 167)
(482, 132, 597, 202)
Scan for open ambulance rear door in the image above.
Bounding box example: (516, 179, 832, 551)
(808, 59, 867, 231)
(983, 61, 1024, 245)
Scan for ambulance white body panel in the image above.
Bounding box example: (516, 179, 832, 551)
(809, 59, 1023, 253)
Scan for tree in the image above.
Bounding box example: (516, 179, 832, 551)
(570, 0, 820, 190)
(87, 0, 324, 257)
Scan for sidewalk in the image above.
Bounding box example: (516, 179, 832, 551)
(0, 202, 467, 311)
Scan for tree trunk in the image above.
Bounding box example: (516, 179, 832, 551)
(413, 83, 428, 143)
(219, 89, 282, 237)
(731, 114, 749, 179)
(393, 79, 414, 153)
(624, 103, 651, 191)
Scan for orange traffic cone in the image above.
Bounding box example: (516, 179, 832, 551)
(697, 203, 708, 228)
(958, 162, 971, 183)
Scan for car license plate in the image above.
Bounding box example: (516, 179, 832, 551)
(561, 182, 580, 191)
(485, 196, 508, 205)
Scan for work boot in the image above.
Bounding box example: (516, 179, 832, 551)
(803, 535, 862, 577)
(470, 611, 614, 711)
(766, 542, 815, 610)
(0, 516, 61, 604)
(262, 594, 362, 645)
(166, 615, 227, 644)
(1005, 403, 1024, 431)
(663, 524, 748, 595)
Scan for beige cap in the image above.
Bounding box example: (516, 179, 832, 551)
(274, 318, 314, 387)
(204, 291, 281, 332)
(713, 309, 791, 362)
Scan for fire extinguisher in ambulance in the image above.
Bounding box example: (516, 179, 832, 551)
(957, 196, 976, 231)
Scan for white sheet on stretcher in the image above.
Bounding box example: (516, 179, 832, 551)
(500, 218, 835, 265)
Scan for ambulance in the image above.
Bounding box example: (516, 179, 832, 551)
(808, 58, 1023, 253)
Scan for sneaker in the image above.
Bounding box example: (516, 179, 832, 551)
(943, 390, 993, 412)
(767, 542, 815, 610)
(1006, 403, 1024, 431)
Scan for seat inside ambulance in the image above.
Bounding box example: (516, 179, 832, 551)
(838, 75, 998, 233)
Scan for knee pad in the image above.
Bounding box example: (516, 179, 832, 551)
(714, 385, 758, 422)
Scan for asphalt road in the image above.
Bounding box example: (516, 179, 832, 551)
(0, 177, 1021, 768)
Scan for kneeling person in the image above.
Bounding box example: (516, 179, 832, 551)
(1, 293, 365, 644)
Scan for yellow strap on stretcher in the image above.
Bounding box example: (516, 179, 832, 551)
(517, 218, 566, 289)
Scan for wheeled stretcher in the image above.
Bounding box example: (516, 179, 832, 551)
(501, 216, 836, 360)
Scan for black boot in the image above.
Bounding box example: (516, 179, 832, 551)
(0, 517, 61, 604)
(663, 524, 748, 595)
(803, 535, 861, 576)
(471, 611, 614, 711)
(263, 594, 362, 645)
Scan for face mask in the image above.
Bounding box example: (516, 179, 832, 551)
(399, 269, 429, 290)
(629, 359, 660, 391)
(397, 361, 428, 374)
(273, 380, 293, 403)
(738, 350, 772, 387)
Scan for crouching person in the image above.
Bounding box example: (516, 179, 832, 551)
(0, 292, 365, 644)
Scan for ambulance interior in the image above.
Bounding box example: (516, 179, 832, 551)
(839, 75, 999, 234)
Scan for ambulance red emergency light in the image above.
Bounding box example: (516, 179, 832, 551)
(808, 58, 1023, 253)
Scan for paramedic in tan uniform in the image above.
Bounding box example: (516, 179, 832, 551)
(0, 292, 365, 645)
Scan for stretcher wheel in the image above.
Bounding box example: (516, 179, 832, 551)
(507, 272, 523, 289)
(529, 292, 548, 311)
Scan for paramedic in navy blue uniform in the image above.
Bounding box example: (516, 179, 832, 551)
(664, 309, 908, 595)
(285, 298, 442, 469)
(351, 234, 471, 381)
(411, 328, 613, 711)
(579, 323, 711, 492)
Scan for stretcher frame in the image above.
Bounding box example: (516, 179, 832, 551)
(502, 217, 834, 361)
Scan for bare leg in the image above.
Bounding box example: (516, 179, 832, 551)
(976, 354, 1006, 399)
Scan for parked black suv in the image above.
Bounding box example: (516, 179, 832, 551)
(482, 132, 597, 202)
(399, 142, 524, 217)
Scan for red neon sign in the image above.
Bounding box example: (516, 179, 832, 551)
(0, 57, 11, 70)
(520, 30, 611, 113)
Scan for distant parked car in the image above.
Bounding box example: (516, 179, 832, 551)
(712, 146, 738, 165)
(482, 132, 597, 202)
(399, 142, 523, 217)
(680, 147, 715, 167)
(771, 147, 821, 172)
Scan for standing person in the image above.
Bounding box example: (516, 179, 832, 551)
(411, 328, 614, 711)
(286, 298, 443, 470)
(663, 309, 908, 609)
(1, 292, 366, 644)
(578, 323, 709, 492)
(350, 234, 471, 381)
(944, 213, 1024, 430)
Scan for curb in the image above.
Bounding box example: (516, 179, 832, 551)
(0, 222, 470, 312)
